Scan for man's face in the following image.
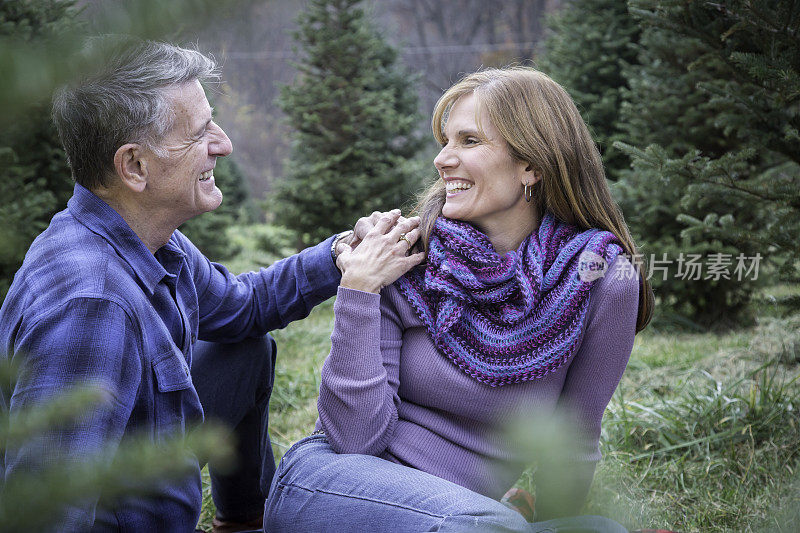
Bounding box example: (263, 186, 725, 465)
(145, 80, 233, 226)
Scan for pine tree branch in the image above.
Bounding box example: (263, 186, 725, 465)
(694, 174, 791, 205)
(705, 1, 799, 39)
(698, 82, 800, 164)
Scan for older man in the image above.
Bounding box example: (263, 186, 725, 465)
(0, 40, 407, 532)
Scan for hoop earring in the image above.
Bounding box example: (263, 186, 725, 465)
(524, 183, 533, 203)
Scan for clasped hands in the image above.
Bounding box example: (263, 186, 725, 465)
(336, 209, 425, 294)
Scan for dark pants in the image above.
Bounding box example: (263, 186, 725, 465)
(192, 335, 276, 523)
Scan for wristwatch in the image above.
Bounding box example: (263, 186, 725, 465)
(330, 230, 354, 267)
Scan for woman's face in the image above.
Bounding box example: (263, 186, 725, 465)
(433, 93, 537, 242)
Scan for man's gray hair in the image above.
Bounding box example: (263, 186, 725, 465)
(52, 38, 219, 190)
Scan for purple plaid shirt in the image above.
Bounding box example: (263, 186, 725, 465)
(0, 183, 340, 531)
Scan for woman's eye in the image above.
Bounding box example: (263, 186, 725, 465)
(464, 137, 479, 145)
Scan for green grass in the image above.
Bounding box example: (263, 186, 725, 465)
(583, 322, 800, 532)
(196, 269, 336, 530)
(268, 299, 335, 456)
(197, 233, 800, 531)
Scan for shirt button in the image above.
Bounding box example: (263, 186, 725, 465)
(183, 365, 189, 376)
(191, 334, 197, 343)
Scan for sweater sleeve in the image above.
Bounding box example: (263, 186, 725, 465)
(316, 287, 403, 455)
(535, 255, 639, 519)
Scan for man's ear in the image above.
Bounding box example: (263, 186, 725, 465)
(113, 143, 147, 193)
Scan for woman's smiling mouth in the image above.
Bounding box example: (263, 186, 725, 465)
(444, 179, 473, 195)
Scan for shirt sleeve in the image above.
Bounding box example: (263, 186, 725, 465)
(178, 232, 341, 342)
(535, 255, 639, 519)
(5, 297, 142, 532)
(316, 287, 403, 455)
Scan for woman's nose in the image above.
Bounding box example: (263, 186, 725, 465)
(434, 146, 457, 171)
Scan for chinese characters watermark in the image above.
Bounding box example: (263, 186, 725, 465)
(611, 252, 763, 282)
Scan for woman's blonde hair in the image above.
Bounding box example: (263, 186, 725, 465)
(415, 66, 654, 332)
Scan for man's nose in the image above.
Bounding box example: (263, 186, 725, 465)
(209, 122, 233, 157)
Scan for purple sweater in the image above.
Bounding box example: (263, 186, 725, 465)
(315, 255, 638, 501)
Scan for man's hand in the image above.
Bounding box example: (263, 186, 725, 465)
(336, 209, 414, 257)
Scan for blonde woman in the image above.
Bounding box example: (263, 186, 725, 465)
(264, 67, 654, 533)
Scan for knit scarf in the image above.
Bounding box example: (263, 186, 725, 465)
(395, 213, 624, 387)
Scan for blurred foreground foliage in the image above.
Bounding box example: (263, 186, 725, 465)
(0, 359, 233, 531)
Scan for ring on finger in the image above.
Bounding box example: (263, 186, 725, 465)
(398, 233, 412, 248)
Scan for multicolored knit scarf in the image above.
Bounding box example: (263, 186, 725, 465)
(395, 213, 624, 387)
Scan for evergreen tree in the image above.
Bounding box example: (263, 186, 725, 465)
(274, 0, 425, 247)
(621, 0, 799, 283)
(611, 0, 776, 328)
(0, 0, 77, 299)
(538, 0, 641, 180)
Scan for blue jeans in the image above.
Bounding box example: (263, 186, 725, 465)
(264, 434, 627, 533)
(193, 335, 277, 524)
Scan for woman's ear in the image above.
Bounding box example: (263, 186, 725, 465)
(523, 164, 542, 185)
(113, 143, 147, 193)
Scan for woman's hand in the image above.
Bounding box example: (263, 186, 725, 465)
(337, 211, 425, 293)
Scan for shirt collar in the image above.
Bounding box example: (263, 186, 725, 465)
(68, 182, 183, 295)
